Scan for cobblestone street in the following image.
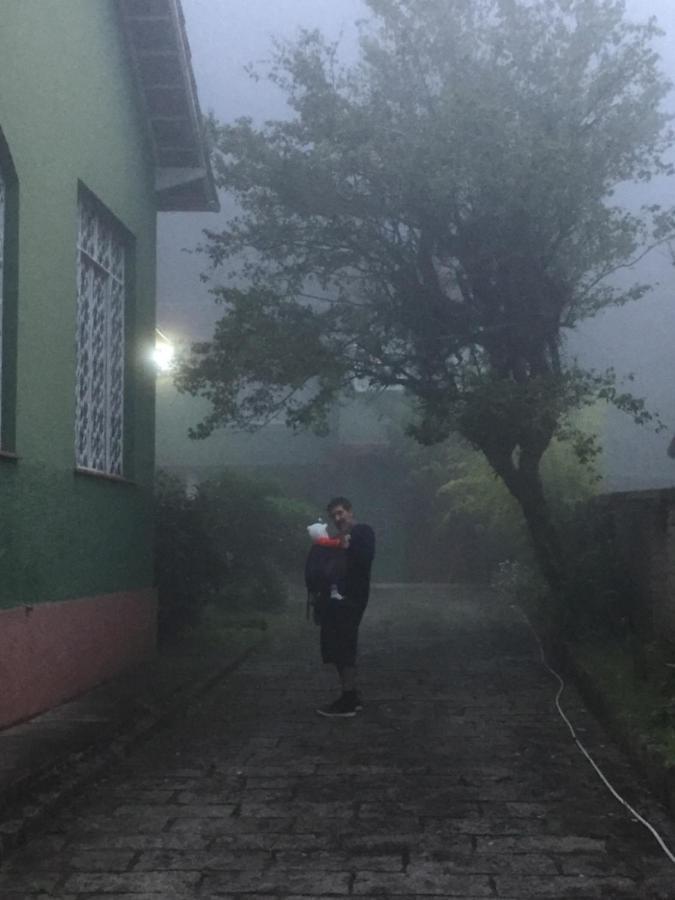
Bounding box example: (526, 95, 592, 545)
(2, 584, 674, 899)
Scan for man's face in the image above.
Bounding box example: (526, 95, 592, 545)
(329, 504, 354, 533)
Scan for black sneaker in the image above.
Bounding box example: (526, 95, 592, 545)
(316, 694, 358, 718)
(354, 694, 364, 711)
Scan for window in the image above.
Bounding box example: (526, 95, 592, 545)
(75, 189, 126, 476)
(0, 163, 5, 443)
(0, 130, 18, 455)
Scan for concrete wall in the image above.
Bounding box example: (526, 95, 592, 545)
(0, 590, 157, 728)
(0, 1, 158, 725)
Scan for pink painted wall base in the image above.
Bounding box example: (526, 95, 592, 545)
(0, 589, 157, 730)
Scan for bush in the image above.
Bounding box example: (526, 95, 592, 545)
(556, 501, 632, 640)
(389, 420, 600, 582)
(154, 469, 314, 637)
(154, 471, 222, 637)
(489, 501, 634, 643)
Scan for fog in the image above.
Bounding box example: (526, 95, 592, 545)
(158, 0, 675, 493)
(158, 0, 363, 343)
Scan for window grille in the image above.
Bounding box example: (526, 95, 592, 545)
(75, 191, 125, 475)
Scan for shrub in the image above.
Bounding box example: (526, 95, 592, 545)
(154, 470, 222, 637)
(154, 468, 314, 635)
(556, 502, 631, 640)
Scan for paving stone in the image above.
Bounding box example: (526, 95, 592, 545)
(640, 870, 675, 899)
(476, 834, 608, 854)
(353, 868, 494, 895)
(198, 896, 344, 900)
(133, 848, 271, 870)
(6, 849, 134, 872)
(169, 814, 297, 834)
(103, 787, 177, 802)
(55, 812, 172, 834)
(113, 802, 236, 818)
(495, 874, 640, 897)
(423, 815, 540, 838)
(2, 585, 674, 898)
(3, 835, 68, 864)
(275, 849, 403, 871)
(239, 800, 355, 819)
(0, 896, 78, 900)
(207, 831, 335, 852)
(343, 832, 470, 857)
(66, 832, 211, 851)
(411, 851, 559, 875)
(62, 870, 201, 894)
(0, 872, 60, 892)
(202, 868, 351, 894)
(556, 853, 641, 878)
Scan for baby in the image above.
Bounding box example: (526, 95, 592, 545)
(307, 520, 344, 600)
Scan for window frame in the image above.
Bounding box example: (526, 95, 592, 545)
(0, 129, 19, 458)
(75, 185, 132, 478)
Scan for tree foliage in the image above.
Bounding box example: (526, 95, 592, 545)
(179, 0, 674, 586)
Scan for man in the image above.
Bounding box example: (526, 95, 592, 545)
(317, 497, 376, 718)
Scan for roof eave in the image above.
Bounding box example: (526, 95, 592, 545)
(116, 0, 220, 213)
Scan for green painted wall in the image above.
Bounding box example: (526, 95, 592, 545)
(0, 1, 157, 607)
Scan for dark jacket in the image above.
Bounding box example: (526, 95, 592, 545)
(344, 523, 375, 604)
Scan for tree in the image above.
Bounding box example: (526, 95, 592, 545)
(178, 0, 674, 590)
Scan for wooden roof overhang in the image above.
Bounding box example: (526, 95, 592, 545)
(117, 0, 219, 212)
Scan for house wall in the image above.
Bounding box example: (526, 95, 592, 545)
(0, 1, 158, 726)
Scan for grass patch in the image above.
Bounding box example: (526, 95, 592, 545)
(572, 639, 675, 766)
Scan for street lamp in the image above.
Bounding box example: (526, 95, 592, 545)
(154, 328, 175, 374)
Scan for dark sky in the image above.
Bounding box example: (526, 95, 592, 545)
(158, 0, 675, 489)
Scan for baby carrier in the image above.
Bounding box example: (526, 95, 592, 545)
(304, 543, 346, 624)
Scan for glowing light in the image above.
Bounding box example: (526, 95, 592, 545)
(154, 328, 175, 374)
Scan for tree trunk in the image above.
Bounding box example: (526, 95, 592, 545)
(484, 447, 564, 593)
(511, 469, 565, 592)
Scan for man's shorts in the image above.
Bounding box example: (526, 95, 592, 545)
(320, 597, 367, 668)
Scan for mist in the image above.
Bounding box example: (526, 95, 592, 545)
(157, 0, 675, 494)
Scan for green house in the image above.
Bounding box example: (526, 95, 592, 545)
(0, 0, 217, 729)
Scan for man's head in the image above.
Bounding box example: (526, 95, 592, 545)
(327, 496, 355, 532)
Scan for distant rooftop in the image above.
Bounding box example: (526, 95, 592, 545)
(117, 0, 219, 212)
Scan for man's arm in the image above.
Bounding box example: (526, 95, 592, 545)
(347, 524, 375, 565)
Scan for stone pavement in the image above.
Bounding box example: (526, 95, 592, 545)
(1, 584, 675, 899)
(0, 624, 260, 861)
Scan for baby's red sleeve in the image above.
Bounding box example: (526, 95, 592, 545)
(313, 537, 342, 547)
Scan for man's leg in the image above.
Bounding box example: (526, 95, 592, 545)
(317, 664, 359, 717)
(342, 602, 366, 706)
(340, 665, 363, 710)
(316, 611, 363, 717)
(339, 665, 357, 693)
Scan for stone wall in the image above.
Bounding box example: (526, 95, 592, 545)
(597, 489, 675, 643)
